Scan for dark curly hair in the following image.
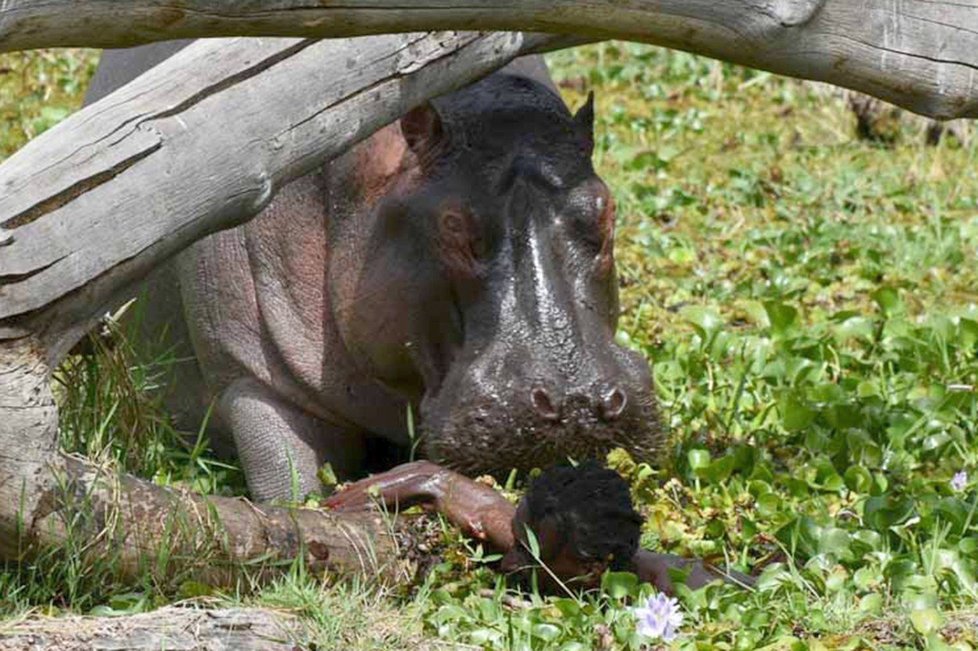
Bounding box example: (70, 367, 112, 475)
(523, 460, 643, 570)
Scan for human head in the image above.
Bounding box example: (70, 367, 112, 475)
(500, 460, 644, 592)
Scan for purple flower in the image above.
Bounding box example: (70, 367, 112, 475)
(951, 471, 968, 492)
(632, 593, 684, 642)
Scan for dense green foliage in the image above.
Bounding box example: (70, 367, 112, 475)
(3, 41, 978, 649)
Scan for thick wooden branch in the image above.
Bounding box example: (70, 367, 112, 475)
(0, 605, 304, 650)
(0, 32, 551, 361)
(0, 337, 410, 591)
(1, 1, 976, 119)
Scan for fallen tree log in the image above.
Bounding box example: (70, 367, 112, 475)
(0, 603, 305, 650)
(1, 1, 976, 119)
(0, 32, 550, 587)
(0, 335, 409, 588)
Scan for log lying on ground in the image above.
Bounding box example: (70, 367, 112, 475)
(0, 604, 304, 650)
(0, 336, 409, 589)
(0, 32, 548, 586)
(1, 1, 977, 119)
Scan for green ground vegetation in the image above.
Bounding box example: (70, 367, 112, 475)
(2, 42, 978, 650)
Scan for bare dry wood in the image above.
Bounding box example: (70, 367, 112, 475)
(0, 337, 409, 590)
(1, 1, 976, 119)
(0, 604, 304, 650)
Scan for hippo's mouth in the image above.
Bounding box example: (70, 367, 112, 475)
(419, 393, 663, 477)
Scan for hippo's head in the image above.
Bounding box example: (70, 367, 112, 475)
(336, 73, 661, 476)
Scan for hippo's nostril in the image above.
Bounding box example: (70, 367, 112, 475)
(599, 387, 627, 421)
(530, 387, 560, 421)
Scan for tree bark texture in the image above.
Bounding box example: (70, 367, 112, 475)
(0, 604, 304, 650)
(0, 336, 409, 589)
(0, 1, 976, 119)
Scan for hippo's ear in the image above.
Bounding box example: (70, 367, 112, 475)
(573, 91, 595, 134)
(401, 102, 445, 156)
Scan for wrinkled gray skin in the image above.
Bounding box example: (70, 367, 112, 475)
(86, 41, 661, 502)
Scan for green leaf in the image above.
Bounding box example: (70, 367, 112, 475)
(763, 301, 798, 335)
(317, 462, 338, 488)
(922, 431, 951, 452)
(688, 448, 711, 471)
(844, 465, 873, 494)
(959, 318, 978, 348)
(853, 567, 883, 591)
(824, 566, 848, 591)
(532, 623, 562, 641)
(864, 496, 915, 531)
(681, 305, 723, 341)
(858, 593, 883, 615)
(468, 628, 500, 645)
(757, 492, 781, 516)
(523, 525, 541, 559)
(601, 571, 639, 599)
(851, 529, 882, 552)
(817, 527, 852, 558)
(742, 300, 771, 328)
(872, 286, 902, 316)
(551, 598, 582, 618)
(778, 394, 815, 431)
(909, 608, 944, 635)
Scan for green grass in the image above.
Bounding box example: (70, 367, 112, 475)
(3, 42, 978, 649)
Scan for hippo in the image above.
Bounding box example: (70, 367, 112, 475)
(85, 40, 661, 502)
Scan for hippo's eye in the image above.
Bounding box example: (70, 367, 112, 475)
(568, 182, 614, 250)
(595, 192, 616, 273)
(437, 207, 485, 276)
(442, 211, 465, 234)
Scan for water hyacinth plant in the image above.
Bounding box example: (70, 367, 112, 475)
(951, 471, 968, 492)
(632, 593, 685, 642)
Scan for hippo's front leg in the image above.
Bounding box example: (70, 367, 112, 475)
(218, 379, 364, 502)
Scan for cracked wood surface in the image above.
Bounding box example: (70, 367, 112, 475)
(0, 336, 58, 560)
(0, 604, 305, 650)
(0, 31, 552, 360)
(0, 1, 976, 118)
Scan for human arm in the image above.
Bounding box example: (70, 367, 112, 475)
(633, 550, 754, 595)
(324, 460, 517, 551)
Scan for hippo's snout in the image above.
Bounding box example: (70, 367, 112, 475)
(529, 383, 629, 423)
(421, 345, 662, 477)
